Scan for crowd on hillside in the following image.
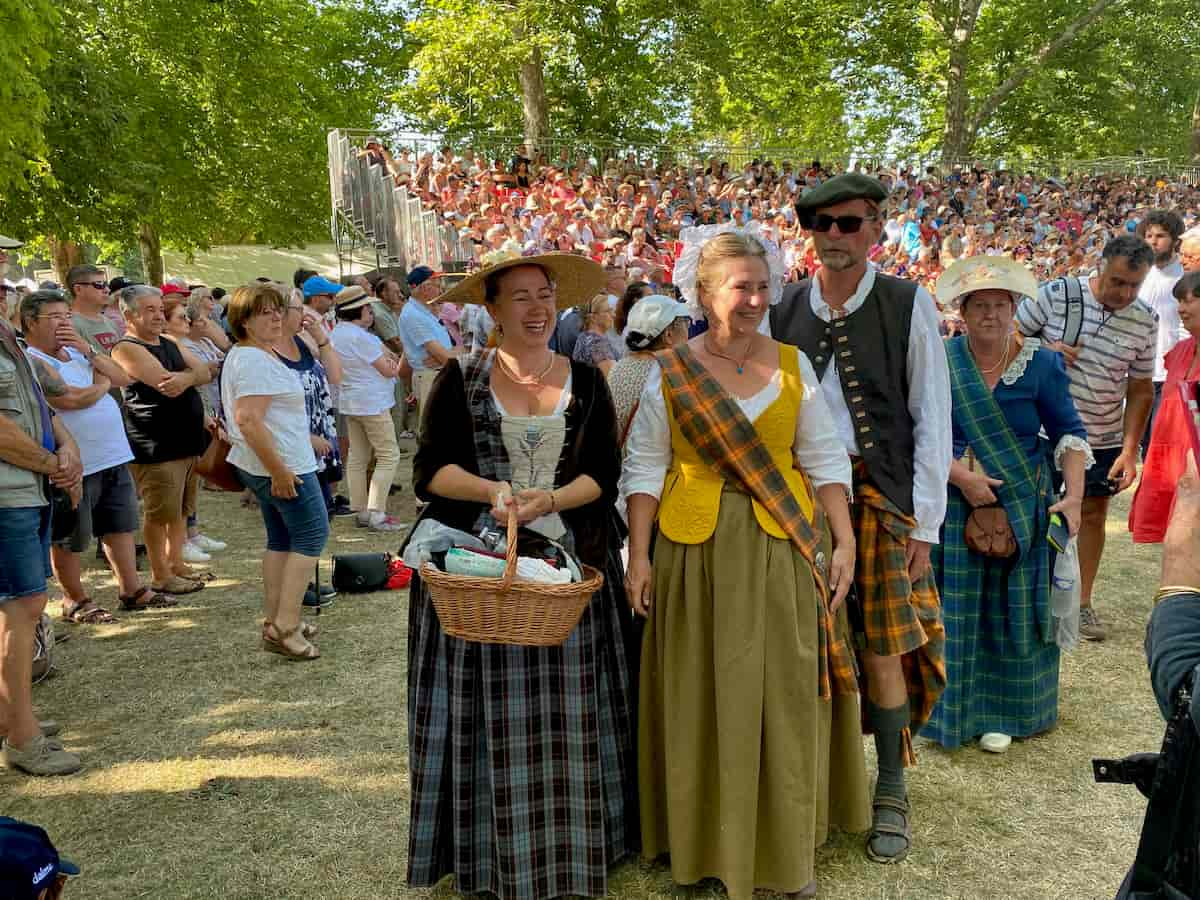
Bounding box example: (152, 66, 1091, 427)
(2, 160, 1200, 899)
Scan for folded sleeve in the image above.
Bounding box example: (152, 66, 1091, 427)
(792, 351, 852, 489)
(619, 364, 672, 501)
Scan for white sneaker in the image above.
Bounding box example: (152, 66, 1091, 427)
(191, 534, 226, 553)
(181, 542, 212, 564)
(979, 732, 1012, 754)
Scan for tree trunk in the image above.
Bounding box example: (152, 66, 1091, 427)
(1191, 90, 1200, 161)
(956, 0, 1125, 157)
(939, 0, 985, 163)
(518, 39, 549, 157)
(138, 222, 164, 286)
(46, 236, 83, 285)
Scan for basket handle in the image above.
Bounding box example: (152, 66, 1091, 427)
(499, 505, 519, 589)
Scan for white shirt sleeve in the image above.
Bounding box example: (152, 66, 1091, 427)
(619, 364, 672, 501)
(907, 286, 954, 543)
(792, 351, 852, 489)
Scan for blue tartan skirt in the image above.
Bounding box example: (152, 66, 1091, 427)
(405, 539, 638, 900)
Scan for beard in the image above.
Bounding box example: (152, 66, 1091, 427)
(818, 248, 861, 272)
(1155, 249, 1174, 267)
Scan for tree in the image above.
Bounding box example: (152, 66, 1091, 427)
(0, 0, 57, 193)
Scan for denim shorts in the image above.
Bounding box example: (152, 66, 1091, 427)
(236, 469, 329, 556)
(0, 505, 53, 604)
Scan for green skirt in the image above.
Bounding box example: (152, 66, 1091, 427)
(639, 491, 870, 899)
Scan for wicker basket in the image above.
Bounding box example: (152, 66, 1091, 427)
(421, 509, 603, 646)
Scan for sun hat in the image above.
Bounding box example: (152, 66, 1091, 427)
(934, 255, 1038, 309)
(334, 285, 372, 313)
(625, 295, 692, 350)
(0, 817, 80, 898)
(0, 234, 23, 250)
(438, 250, 606, 311)
(301, 275, 343, 298)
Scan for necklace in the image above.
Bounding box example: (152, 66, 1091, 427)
(968, 332, 1011, 376)
(496, 350, 555, 387)
(703, 335, 754, 375)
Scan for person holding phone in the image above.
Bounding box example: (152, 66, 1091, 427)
(1130, 271, 1200, 543)
(925, 257, 1091, 756)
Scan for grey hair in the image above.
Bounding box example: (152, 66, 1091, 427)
(185, 288, 212, 322)
(120, 284, 162, 316)
(18, 289, 69, 331)
(1101, 234, 1155, 270)
(1181, 227, 1200, 254)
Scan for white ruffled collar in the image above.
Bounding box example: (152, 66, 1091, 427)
(1000, 337, 1040, 386)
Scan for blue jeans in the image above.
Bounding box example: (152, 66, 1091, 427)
(0, 505, 52, 604)
(236, 470, 329, 557)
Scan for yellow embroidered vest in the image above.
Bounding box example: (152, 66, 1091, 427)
(658, 344, 815, 543)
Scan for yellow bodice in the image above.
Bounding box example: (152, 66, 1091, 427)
(657, 344, 815, 543)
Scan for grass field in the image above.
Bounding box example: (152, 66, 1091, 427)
(4, 455, 1167, 900)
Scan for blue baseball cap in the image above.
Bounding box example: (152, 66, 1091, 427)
(0, 817, 80, 898)
(406, 266, 443, 287)
(301, 275, 344, 298)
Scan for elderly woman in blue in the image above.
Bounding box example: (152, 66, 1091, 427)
(924, 257, 1092, 755)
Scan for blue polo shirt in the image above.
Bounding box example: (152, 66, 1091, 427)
(399, 299, 453, 372)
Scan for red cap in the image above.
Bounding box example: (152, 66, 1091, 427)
(160, 284, 189, 296)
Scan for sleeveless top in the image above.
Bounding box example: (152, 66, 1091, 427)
(275, 336, 341, 474)
(116, 337, 206, 464)
(657, 344, 814, 543)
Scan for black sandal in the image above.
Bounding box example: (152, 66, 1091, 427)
(866, 795, 912, 864)
(120, 587, 180, 611)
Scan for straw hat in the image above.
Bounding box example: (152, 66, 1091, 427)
(438, 250, 605, 311)
(935, 256, 1038, 309)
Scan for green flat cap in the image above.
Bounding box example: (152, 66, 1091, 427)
(795, 173, 889, 212)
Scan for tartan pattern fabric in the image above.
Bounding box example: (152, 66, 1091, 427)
(656, 343, 856, 698)
(851, 460, 947, 740)
(406, 351, 636, 900)
(923, 337, 1060, 747)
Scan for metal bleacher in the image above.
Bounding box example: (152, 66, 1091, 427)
(327, 128, 470, 279)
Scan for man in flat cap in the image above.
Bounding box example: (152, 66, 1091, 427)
(770, 173, 952, 864)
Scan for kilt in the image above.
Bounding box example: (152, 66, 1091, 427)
(850, 464, 947, 751)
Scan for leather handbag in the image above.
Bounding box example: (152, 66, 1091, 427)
(332, 552, 391, 593)
(195, 424, 241, 493)
(963, 450, 1017, 559)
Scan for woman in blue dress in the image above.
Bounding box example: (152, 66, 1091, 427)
(924, 257, 1092, 754)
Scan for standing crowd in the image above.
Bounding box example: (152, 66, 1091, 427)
(1, 159, 1199, 898)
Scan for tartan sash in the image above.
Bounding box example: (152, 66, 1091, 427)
(946, 336, 1045, 557)
(657, 343, 857, 697)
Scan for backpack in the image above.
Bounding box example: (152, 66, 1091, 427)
(1045, 275, 1086, 347)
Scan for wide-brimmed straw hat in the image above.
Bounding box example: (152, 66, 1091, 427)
(935, 255, 1038, 309)
(438, 250, 605, 311)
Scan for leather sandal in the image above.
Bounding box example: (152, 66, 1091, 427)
(120, 587, 180, 611)
(262, 623, 320, 661)
(153, 576, 204, 595)
(866, 795, 912, 864)
(262, 620, 318, 643)
(62, 598, 118, 624)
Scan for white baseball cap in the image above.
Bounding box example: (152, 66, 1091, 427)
(625, 295, 691, 350)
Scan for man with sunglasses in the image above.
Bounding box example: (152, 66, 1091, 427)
(770, 173, 952, 866)
(65, 265, 119, 359)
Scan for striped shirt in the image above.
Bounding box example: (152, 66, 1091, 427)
(1015, 276, 1156, 449)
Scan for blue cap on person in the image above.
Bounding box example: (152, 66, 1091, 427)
(406, 266, 443, 287)
(301, 275, 344, 299)
(0, 817, 80, 898)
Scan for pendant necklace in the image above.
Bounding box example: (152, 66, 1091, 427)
(968, 332, 1011, 376)
(703, 336, 753, 374)
(496, 351, 555, 388)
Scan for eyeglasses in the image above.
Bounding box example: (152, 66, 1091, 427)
(805, 214, 879, 234)
(76, 281, 109, 291)
(36, 312, 72, 321)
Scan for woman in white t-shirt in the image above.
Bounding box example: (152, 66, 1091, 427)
(328, 286, 406, 531)
(221, 284, 326, 661)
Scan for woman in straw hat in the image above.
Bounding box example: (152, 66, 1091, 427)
(924, 256, 1091, 754)
(623, 231, 869, 898)
(403, 250, 639, 900)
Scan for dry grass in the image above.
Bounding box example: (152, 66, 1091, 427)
(5, 461, 1165, 900)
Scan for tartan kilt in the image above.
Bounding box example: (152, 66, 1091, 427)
(406, 538, 638, 900)
(850, 468, 947, 738)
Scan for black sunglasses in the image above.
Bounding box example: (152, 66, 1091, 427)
(76, 281, 109, 290)
(804, 213, 879, 234)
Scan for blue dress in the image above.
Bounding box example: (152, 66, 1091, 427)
(924, 339, 1088, 748)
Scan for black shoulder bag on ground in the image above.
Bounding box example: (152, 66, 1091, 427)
(1095, 676, 1199, 899)
(331, 553, 391, 593)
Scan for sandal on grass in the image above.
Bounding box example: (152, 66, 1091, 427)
(174, 568, 216, 582)
(262, 623, 320, 661)
(866, 795, 912, 864)
(121, 587, 181, 611)
(62, 598, 117, 624)
(152, 576, 204, 596)
(262, 620, 318, 642)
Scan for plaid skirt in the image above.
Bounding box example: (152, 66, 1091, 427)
(850, 466, 947, 749)
(406, 539, 638, 900)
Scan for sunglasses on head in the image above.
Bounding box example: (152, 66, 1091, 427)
(803, 213, 878, 234)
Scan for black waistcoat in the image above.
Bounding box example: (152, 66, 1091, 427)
(770, 273, 918, 515)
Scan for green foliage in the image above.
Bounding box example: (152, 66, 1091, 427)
(0, 0, 58, 193)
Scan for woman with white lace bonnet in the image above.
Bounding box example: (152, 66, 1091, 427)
(923, 255, 1091, 755)
(622, 224, 870, 899)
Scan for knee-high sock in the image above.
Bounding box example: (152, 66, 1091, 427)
(867, 697, 910, 800)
